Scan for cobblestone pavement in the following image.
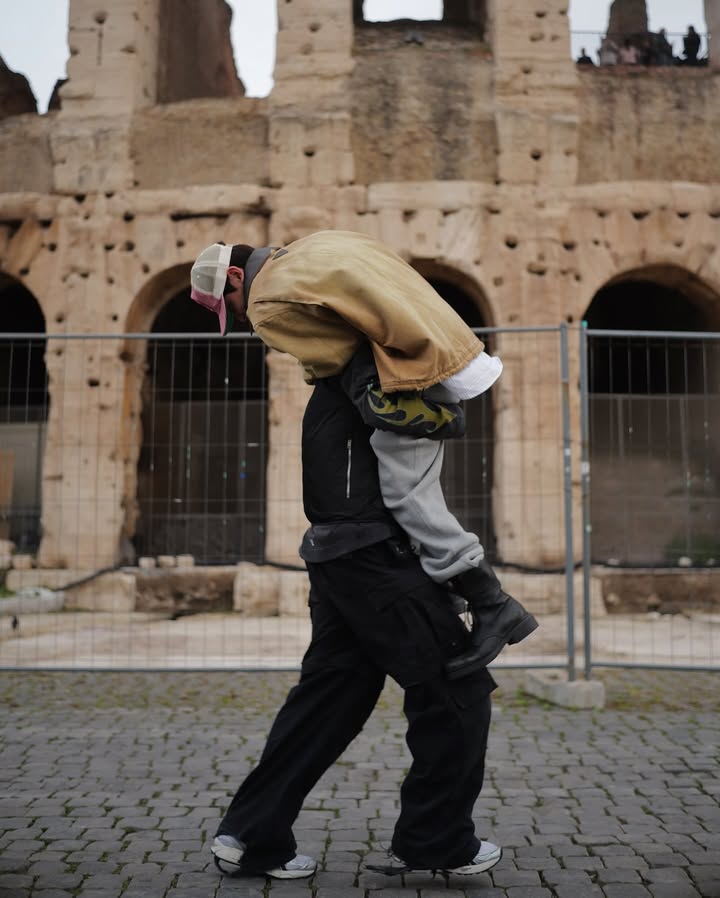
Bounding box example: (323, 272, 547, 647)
(1, 669, 719, 898)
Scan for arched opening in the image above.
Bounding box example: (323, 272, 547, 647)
(414, 262, 497, 559)
(133, 285, 268, 565)
(0, 276, 48, 552)
(584, 266, 720, 566)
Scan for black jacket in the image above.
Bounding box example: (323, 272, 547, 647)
(300, 374, 400, 562)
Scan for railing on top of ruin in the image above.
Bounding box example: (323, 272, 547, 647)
(570, 29, 710, 68)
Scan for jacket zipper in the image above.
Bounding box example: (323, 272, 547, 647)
(345, 438, 352, 498)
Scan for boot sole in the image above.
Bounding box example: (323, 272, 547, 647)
(445, 614, 539, 680)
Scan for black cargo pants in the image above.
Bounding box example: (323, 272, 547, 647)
(217, 538, 496, 872)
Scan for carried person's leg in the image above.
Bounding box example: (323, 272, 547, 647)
(213, 583, 385, 876)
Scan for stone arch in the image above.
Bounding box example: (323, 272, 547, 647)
(412, 258, 495, 330)
(411, 259, 497, 558)
(0, 274, 48, 552)
(582, 263, 720, 566)
(125, 266, 268, 565)
(584, 263, 720, 392)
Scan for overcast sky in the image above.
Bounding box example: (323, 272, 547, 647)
(0, 0, 708, 113)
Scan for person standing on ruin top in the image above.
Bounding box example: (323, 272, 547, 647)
(683, 25, 701, 64)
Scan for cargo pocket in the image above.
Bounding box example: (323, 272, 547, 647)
(447, 669, 497, 709)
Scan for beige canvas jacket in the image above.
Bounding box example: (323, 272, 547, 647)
(246, 230, 483, 392)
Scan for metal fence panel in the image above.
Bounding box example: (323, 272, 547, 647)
(581, 327, 720, 673)
(0, 329, 575, 673)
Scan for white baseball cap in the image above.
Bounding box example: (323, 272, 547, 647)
(190, 243, 234, 335)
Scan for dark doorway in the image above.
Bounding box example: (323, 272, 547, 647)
(584, 270, 720, 566)
(0, 277, 47, 552)
(133, 287, 268, 564)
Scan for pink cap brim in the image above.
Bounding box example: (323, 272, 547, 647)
(190, 287, 227, 335)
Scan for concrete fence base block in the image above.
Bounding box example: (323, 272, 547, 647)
(523, 670, 606, 709)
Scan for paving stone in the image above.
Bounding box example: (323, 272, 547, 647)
(603, 886, 653, 897)
(645, 886, 703, 898)
(552, 888, 605, 898)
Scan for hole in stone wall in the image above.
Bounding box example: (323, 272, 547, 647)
(632, 211, 649, 220)
(677, 211, 690, 219)
(527, 262, 547, 275)
(505, 237, 518, 249)
(124, 241, 135, 252)
(123, 212, 135, 222)
(303, 147, 316, 157)
(403, 210, 417, 222)
(530, 149, 543, 160)
(563, 241, 576, 251)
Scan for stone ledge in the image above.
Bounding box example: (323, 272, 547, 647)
(523, 669, 606, 709)
(6, 569, 94, 591)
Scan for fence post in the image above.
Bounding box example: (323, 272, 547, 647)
(560, 324, 576, 681)
(579, 322, 593, 681)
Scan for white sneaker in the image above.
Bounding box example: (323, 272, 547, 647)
(265, 854, 317, 879)
(211, 835, 316, 879)
(211, 834, 245, 872)
(367, 840, 502, 876)
(448, 841, 502, 874)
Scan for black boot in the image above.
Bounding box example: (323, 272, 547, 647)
(445, 562, 538, 680)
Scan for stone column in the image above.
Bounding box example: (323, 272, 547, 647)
(490, 0, 579, 187)
(38, 336, 129, 569)
(52, 0, 161, 194)
(269, 0, 355, 191)
(606, 0, 648, 43)
(264, 352, 313, 565)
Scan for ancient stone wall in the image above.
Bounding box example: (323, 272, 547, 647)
(350, 23, 496, 183)
(577, 68, 720, 183)
(1, 0, 719, 572)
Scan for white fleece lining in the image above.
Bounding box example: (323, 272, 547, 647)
(440, 352, 503, 400)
